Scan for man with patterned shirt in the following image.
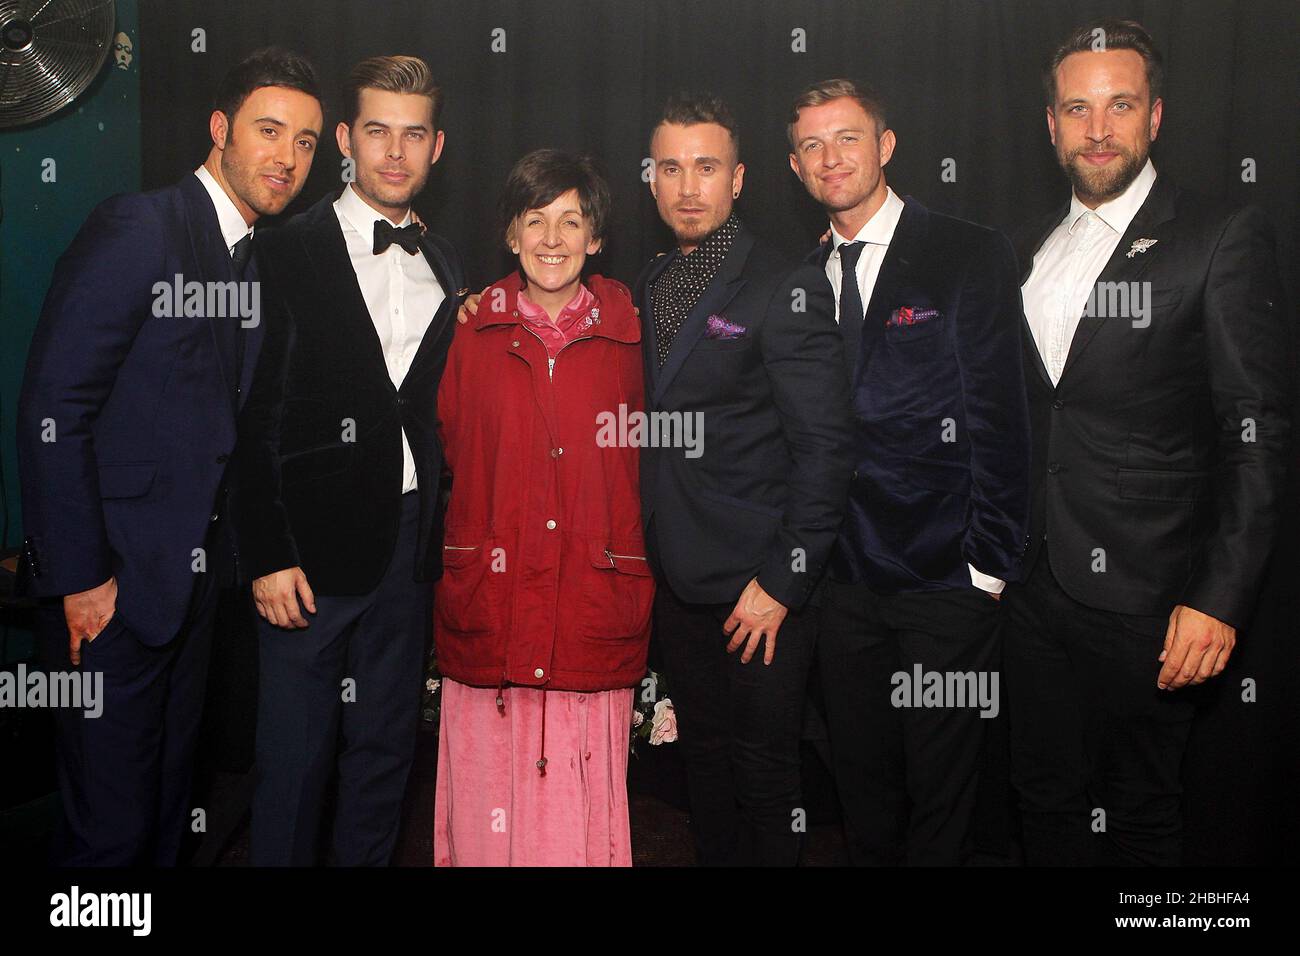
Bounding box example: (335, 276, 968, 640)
(634, 92, 854, 867)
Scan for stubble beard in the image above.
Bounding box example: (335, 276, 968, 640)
(1061, 140, 1148, 206)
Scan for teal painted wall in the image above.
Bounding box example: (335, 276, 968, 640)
(1, 0, 141, 661)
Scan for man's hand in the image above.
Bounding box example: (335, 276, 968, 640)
(1157, 604, 1236, 690)
(456, 290, 485, 325)
(64, 576, 118, 665)
(253, 567, 317, 629)
(723, 577, 789, 665)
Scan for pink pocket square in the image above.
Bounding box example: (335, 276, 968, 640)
(887, 306, 940, 327)
(705, 314, 748, 339)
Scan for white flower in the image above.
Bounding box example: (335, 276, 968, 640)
(631, 708, 644, 728)
(426, 678, 440, 695)
(650, 698, 678, 745)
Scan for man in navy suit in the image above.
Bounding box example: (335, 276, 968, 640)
(635, 93, 855, 866)
(788, 79, 1031, 865)
(17, 48, 323, 865)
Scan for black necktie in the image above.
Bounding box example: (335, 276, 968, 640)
(230, 233, 253, 279)
(374, 219, 423, 255)
(228, 234, 253, 409)
(837, 241, 866, 378)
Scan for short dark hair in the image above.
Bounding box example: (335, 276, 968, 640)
(1044, 18, 1164, 106)
(787, 78, 888, 147)
(213, 47, 320, 122)
(344, 54, 443, 130)
(498, 148, 612, 246)
(650, 91, 740, 162)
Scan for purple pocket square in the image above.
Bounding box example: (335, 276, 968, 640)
(705, 314, 748, 339)
(886, 306, 941, 327)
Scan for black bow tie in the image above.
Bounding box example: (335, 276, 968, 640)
(373, 219, 423, 256)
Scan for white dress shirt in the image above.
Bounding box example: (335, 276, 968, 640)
(1021, 159, 1157, 385)
(194, 165, 253, 253)
(826, 186, 904, 326)
(825, 186, 1003, 595)
(334, 183, 445, 494)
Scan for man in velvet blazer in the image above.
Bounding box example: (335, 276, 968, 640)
(16, 50, 323, 865)
(231, 57, 463, 866)
(788, 80, 1030, 865)
(1006, 21, 1291, 866)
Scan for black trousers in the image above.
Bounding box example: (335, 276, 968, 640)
(251, 492, 428, 866)
(653, 583, 817, 866)
(36, 522, 222, 866)
(817, 577, 1001, 866)
(1002, 554, 1198, 866)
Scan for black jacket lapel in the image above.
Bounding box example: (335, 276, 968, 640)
(298, 192, 395, 390)
(407, 233, 460, 376)
(1058, 174, 1176, 382)
(854, 198, 928, 383)
(651, 229, 753, 408)
(179, 173, 240, 407)
(639, 251, 676, 396)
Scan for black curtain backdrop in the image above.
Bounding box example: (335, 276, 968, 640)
(139, 0, 1298, 864)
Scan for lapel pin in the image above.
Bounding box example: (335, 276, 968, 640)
(1126, 238, 1158, 258)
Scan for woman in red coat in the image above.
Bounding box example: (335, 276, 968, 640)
(433, 150, 653, 866)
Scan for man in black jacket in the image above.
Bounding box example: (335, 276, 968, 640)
(788, 79, 1031, 866)
(1007, 19, 1292, 865)
(231, 56, 463, 866)
(636, 93, 854, 866)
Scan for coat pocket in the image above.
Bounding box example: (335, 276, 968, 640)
(435, 534, 503, 635)
(884, 313, 946, 343)
(579, 538, 654, 641)
(1116, 468, 1209, 502)
(98, 462, 157, 499)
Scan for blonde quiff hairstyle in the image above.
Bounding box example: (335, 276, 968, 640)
(344, 54, 443, 129)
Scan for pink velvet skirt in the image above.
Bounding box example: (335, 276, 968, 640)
(433, 678, 634, 866)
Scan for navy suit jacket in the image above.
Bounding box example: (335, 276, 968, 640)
(634, 225, 855, 610)
(18, 173, 261, 646)
(816, 196, 1031, 592)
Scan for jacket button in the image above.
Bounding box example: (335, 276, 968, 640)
(398, 396, 408, 406)
(545, 519, 557, 530)
(216, 453, 230, 464)
(551, 447, 563, 457)
(1047, 462, 1062, 474)
(1052, 399, 1064, 410)
(511, 340, 520, 348)
(534, 667, 544, 679)
(210, 512, 220, 523)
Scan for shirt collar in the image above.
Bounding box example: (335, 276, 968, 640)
(334, 182, 413, 238)
(194, 165, 253, 253)
(517, 283, 594, 324)
(831, 187, 904, 251)
(1066, 158, 1157, 236)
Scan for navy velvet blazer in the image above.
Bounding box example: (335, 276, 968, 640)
(18, 174, 261, 646)
(815, 196, 1031, 592)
